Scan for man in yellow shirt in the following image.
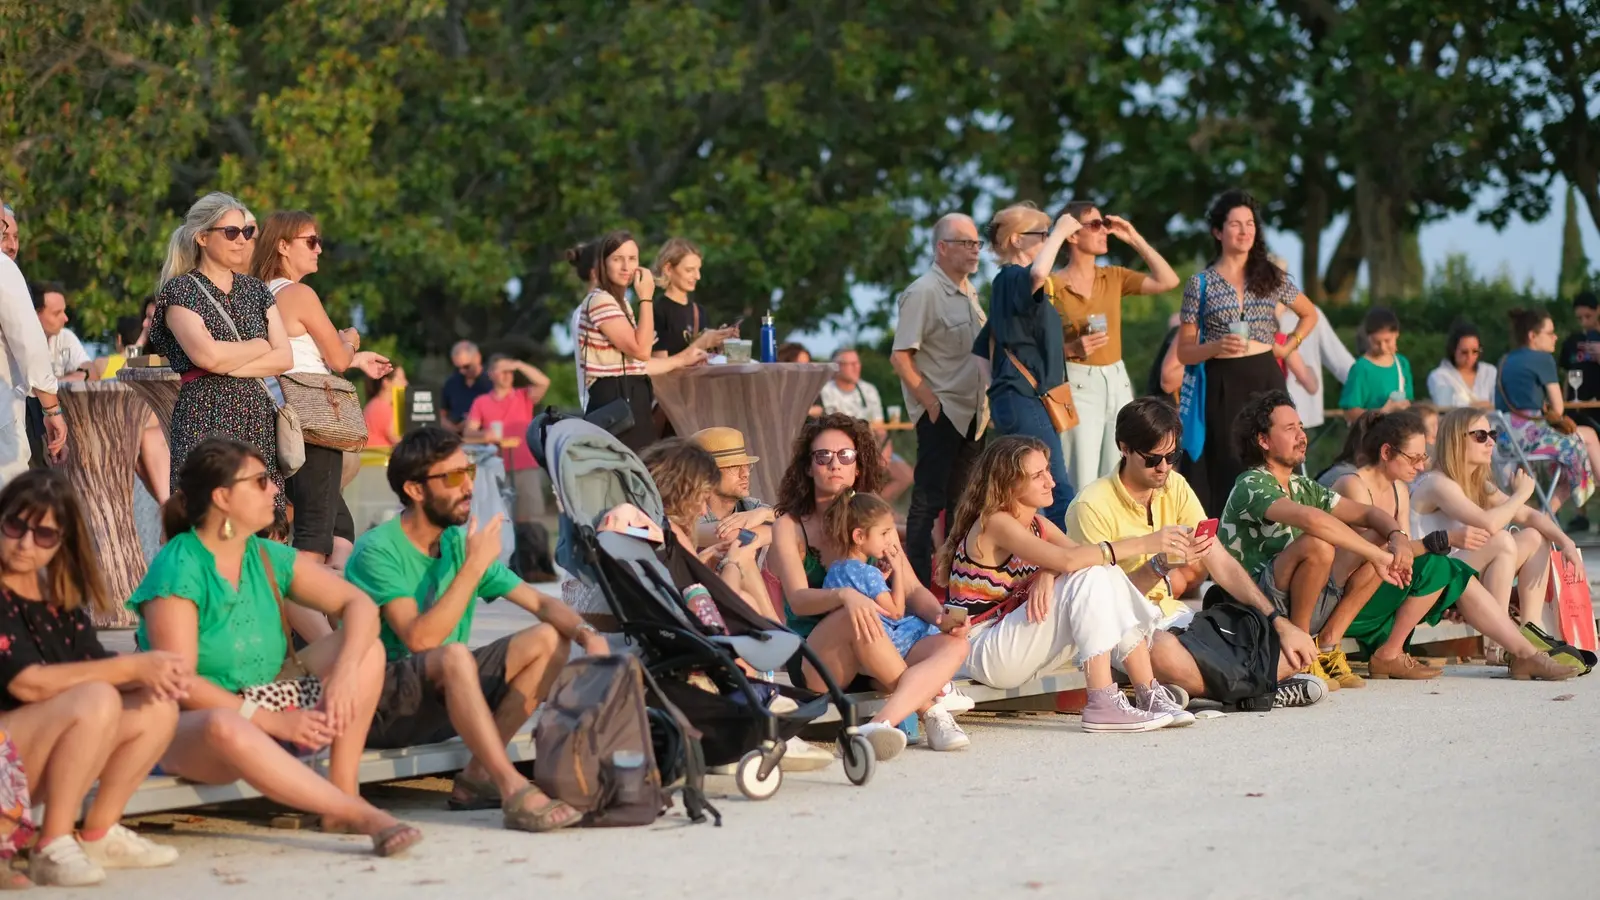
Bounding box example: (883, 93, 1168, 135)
(1066, 397, 1323, 708)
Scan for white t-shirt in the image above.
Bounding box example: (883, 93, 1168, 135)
(818, 379, 884, 423)
(46, 328, 91, 379)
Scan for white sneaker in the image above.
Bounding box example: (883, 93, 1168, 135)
(79, 824, 180, 869)
(767, 694, 800, 715)
(31, 835, 106, 887)
(921, 707, 971, 751)
(931, 683, 975, 715)
(778, 736, 834, 772)
(856, 722, 908, 761)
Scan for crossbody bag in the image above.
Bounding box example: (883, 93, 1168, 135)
(187, 274, 306, 476)
(989, 278, 1079, 432)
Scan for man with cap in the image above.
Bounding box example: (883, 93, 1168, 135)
(692, 425, 775, 550)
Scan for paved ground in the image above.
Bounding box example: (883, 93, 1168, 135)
(80, 661, 1597, 900)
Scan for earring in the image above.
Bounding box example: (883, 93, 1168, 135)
(221, 518, 234, 540)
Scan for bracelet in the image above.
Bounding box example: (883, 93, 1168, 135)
(1148, 554, 1169, 578)
(41, 407, 62, 418)
(1265, 610, 1282, 626)
(1290, 332, 1305, 348)
(1101, 541, 1117, 566)
(237, 698, 261, 722)
(1098, 542, 1111, 565)
(574, 623, 600, 642)
(1422, 530, 1451, 555)
(1386, 529, 1407, 545)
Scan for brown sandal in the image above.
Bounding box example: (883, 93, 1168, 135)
(0, 869, 31, 891)
(447, 772, 502, 811)
(372, 823, 423, 858)
(502, 785, 582, 833)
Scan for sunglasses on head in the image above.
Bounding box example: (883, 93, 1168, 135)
(810, 448, 858, 467)
(230, 471, 272, 490)
(206, 225, 258, 242)
(421, 464, 477, 488)
(1136, 449, 1182, 468)
(1, 516, 60, 549)
(1467, 428, 1500, 444)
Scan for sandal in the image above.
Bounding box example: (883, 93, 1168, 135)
(0, 869, 31, 890)
(447, 772, 503, 811)
(372, 823, 423, 858)
(502, 784, 582, 833)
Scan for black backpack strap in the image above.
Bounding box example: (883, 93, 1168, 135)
(637, 661, 721, 827)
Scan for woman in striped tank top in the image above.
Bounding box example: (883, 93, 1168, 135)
(938, 436, 1193, 732)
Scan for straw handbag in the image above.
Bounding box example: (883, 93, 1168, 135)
(278, 372, 368, 451)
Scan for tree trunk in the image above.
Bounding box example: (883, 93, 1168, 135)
(1570, 161, 1600, 247)
(1354, 168, 1409, 303)
(1299, 177, 1329, 303)
(1401, 230, 1424, 299)
(1322, 218, 1362, 305)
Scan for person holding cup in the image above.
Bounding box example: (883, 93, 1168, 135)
(1049, 201, 1180, 493)
(1176, 190, 1323, 515)
(465, 354, 552, 523)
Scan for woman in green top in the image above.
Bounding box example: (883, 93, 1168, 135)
(1341, 307, 1413, 422)
(130, 437, 422, 857)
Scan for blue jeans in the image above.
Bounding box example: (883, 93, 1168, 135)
(990, 388, 1074, 527)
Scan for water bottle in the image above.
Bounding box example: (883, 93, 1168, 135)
(759, 312, 777, 363)
(683, 583, 728, 635)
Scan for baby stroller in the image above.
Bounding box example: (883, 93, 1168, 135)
(531, 412, 878, 799)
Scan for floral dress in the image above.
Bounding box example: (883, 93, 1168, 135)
(151, 270, 286, 519)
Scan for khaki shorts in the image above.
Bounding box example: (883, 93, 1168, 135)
(1255, 565, 1342, 636)
(512, 467, 547, 521)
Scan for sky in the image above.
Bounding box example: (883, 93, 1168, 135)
(552, 179, 1600, 357)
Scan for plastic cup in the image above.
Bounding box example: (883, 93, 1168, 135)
(1087, 313, 1108, 334)
(1228, 321, 1250, 338)
(887, 405, 902, 423)
(724, 339, 753, 364)
(1163, 525, 1193, 567)
(489, 421, 504, 441)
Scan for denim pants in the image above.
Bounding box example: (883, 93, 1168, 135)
(1059, 360, 1135, 494)
(990, 387, 1073, 527)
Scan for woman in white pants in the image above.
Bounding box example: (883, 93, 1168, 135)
(937, 436, 1194, 732)
(1049, 202, 1179, 492)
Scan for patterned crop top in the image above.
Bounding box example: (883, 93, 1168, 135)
(944, 517, 1042, 617)
(1179, 267, 1301, 345)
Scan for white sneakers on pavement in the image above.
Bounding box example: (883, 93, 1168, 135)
(856, 722, 908, 761)
(79, 823, 181, 870)
(921, 707, 971, 751)
(779, 735, 835, 772)
(32, 836, 106, 887)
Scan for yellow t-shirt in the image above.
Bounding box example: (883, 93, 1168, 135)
(1064, 468, 1206, 618)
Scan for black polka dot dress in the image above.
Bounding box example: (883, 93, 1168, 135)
(151, 271, 286, 520)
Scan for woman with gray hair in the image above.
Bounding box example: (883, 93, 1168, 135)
(150, 191, 293, 529)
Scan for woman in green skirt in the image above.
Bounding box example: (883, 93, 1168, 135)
(1330, 411, 1578, 681)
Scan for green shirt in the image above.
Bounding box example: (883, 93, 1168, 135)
(1340, 354, 1414, 411)
(127, 532, 297, 693)
(345, 516, 522, 661)
(1221, 467, 1341, 579)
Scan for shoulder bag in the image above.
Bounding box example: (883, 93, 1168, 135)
(1177, 273, 1210, 461)
(988, 278, 1079, 432)
(188, 274, 306, 476)
(1496, 370, 1577, 435)
(267, 280, 368, 452)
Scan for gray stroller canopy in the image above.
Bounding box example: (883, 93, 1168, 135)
(540, 417, 666, 583)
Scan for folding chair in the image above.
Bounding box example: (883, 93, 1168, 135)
(1489, 410, 1563, 517)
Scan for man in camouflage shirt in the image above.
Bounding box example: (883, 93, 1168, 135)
(1220, 390, 1412, 690)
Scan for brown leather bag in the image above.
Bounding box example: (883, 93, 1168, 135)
(991, 333, 1079, 432)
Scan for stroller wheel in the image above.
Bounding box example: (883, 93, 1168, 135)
(839, 733, 876, 787)
(735, 749, 782, 801)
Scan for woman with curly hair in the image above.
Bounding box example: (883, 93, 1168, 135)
(768, 413, 971, 758)
(1176, 189, 1323, 514)
(938, 436, 1194, 731)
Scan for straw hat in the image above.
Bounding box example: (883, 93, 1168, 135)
(692, 426, 759, 468)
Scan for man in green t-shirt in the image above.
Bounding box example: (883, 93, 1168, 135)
(347, 426, 609, 832)
(1220, 390, 1413, 691)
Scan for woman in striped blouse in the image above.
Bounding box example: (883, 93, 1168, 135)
(938, 436, 1193, 732)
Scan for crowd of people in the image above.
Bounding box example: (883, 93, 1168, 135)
(0, 184, 1591, 888)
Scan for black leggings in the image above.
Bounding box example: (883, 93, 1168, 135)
(586, 375, 658, 452)
(1180, 351, 1287, 515)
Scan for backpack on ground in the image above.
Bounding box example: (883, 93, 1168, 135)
(533, 654, 718, 827)
(1177, 589, 1282, 705)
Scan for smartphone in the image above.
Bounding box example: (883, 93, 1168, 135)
(620, 525, 660, 543)
(737, 529, 758, 546)
(1193, 518, 1220, 541)
(941, 605, 969, 629)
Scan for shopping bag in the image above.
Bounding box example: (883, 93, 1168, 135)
(1178, 272, 1209, 461)
(1546, 548, 1598, 653)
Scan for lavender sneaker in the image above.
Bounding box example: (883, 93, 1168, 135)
(1081, 684, 1173, 733)
(1135, 681, 1195, 727)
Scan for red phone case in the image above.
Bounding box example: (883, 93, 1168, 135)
(1194, 518, 1220, 540)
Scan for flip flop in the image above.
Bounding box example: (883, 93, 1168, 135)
(0, 870, 32, 891)
(502, 784, 582, 833)
(372, 823, 423, 858)
(447, 771, 503, 811)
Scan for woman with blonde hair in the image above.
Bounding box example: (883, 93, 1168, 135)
(938, 436, 1196, 729)
(975, 203, 1082, 526)
(151, 191, 293, 530)
(651, 237, 737, 359)
(248, 211, 391, 570)
(1412, 407, 1576, 631)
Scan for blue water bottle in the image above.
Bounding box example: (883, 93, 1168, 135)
(759, 312, 777, 363)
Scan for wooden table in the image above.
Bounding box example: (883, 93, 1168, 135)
(50, 381, 156, 628)
(653, 363, 835, 500)
(116, 366, 180, 439)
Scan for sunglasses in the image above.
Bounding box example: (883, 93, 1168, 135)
(1137, 449, 1182, 468)
(1079, 218, 1109, 231)
(230, 471, 272, 490)
(1396, 449, 1430, 466)
(297, 235, 323, 251)
(421, 464, 477, 488)
(1, 516, 60, 550)
(1466, 428, 1500, 444)
(810, 448, 859, 467)
(207, 225, 258, 242)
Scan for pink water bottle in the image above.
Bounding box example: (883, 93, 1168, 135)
(683, 584, 728, 635)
